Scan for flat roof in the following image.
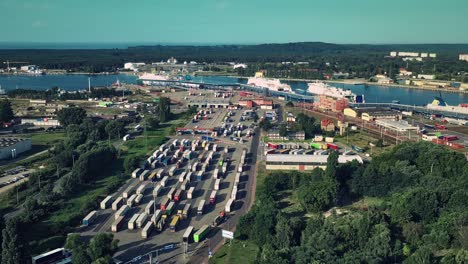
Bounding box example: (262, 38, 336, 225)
(0, 138, 30, 148)
(375, 119, 419, 131)
(266, 154, 363, 164)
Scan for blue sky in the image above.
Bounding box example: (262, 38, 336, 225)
(1, 0, 468, 44)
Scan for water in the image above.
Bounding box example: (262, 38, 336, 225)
(0, 74, 138, 91)
(1, 74, 466, 106)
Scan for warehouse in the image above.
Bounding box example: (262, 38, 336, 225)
(0, 138, 32, 160)
(343, 108, 402, 121)
(266, 154, 363, 171)
(375, 120, 419, 132)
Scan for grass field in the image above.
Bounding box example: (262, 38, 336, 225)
(209, 239, 259, 264)
(335, 131, 394, 156)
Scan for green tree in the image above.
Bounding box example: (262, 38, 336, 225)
(157, 97, 171, 122)
(57, 107, 87, 127)
(72, 248, 91, 264)
(87, 233, 118, 261)
(275, 214, 293, 250)
(104, 120, 126, 140)
(259, 119, 272, 131)
(278, 123, 288, 137)
(145, 117, 160, 130)
(0, 99, 14, 123)
(124, 156, 140, 174)
(1, 218, 28, 264)
(65, 233, 84, 251)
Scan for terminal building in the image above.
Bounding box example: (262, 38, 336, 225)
(0, 137, 32, 160)
(375, 119, 419, 132)
(265, 154, 363, 171)
(343, 108, 402, 121)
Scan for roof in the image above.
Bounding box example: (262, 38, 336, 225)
(321, 119, 334, 126)
(375, 120, 419, 132)
(0, 138, 30, 148)
(266, 154, 363, 164)
(352, 107, 400, 116)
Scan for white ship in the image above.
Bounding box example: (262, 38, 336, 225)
(138, 72, 171, 85)
(307, 81, 364, 103)
(426, 97, 468, 114)
(247, 77, 292, 92)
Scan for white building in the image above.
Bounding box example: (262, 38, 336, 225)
(390, 51, 398, 57)
(21, 118, 61, 126)
(417, 74, 435, 80)
(233, 64, 248, 69)
(398, 52, 419, 57)
(420, 53, 428, 58)
(167, 57, 178, 64)
(375, 119, 418, 132)
(124, 62, 145, 71)
(266, 154, 363, 171)
(429, 53, 437, 58)
(0, 138, 32, 160)
(459, 54, 468, 61)
(20, 65, 38, 72)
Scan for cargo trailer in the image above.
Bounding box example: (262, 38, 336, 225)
(83, 210, 97, 226)
(186, 172, 193, 182)
(123, 185, 136, 199)
(112, 197, 123, 211)
(128, 213, 140, 230)
(136, 213, 148, 228)
(145, 200, 155, 214)
(197, 200, 205, 215)
(231, 186, 238, 200)
(160, 176, 169, 187)
(111, 216, 125, 232)
(126, 194, 137, 207)
(151, 209, 162, 224)
(183, 226, 194, 243)
(179, 171, 187, 183)
(210, 190, 217, 205)
(193, 225, 210, 243)
(141, 221, 154, 239)
(196, 171, 203, 181)
(225, 198, 234, 213)
(166, 201, 175, 215)
(214, 179, 221, 190)
(169, 166, 177, 177)
(167, 187, 176, 200)
(100, 196, 113, 210)
(182, 203, 191, 219)
(181, 179, 190, 191)
(115, 205, 129, 219)
(191, 162, 199, 172)
(187, 187, 195, 199)
(160, 197, 170, 211)
(136, 183, 148, 195)
(132, 168, 142, 178)
(170, 216, 180, 232)
(174, 189, 183, 202)
(153, 185, 162, 197)
(157, 169, 165, 179)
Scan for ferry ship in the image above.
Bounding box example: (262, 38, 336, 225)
(307, 81, 364, 103)
(138, 72, 171, 85)
(426, 97, 468, 114)
(247, 72, 292, 92)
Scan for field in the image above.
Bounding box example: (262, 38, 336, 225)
(209, 239, 259, 264)
(334, 131, 394, 156)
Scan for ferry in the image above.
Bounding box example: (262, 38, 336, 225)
(247, 71, 292, 92)
(426, 97, 468, 115)
(307, 81, 365, 103)
(138, 72, 171, 85)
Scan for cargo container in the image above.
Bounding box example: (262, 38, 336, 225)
(136, 213, 148, 228)
(184, 151, 192, 160)
(181, 179, 190, 191)
(132, 168, 142, 178)
(435, 124, 447, 130)
(182, 203, 191, 219)
(326, 143, 340, 150)
(178, 171, 187, 183)
(210, 190, 217, 205)
(196, 171, 203, 181)
(135, 194, 143, 205)
(224, 147, 229, 153)
(160, 176, 169, 187)
(112, 197, 123, 211)
(170, 216, 180, 232)
(186, 172, 193, 182)
(231, 186, 238, 200)
(212, 144, 217, 152)
(156, 169, 165, 179)
(169, 166, 176, 177)
(151, 209, 162, 224)
(183, 226, 194, 243)
(153, 185, 162, 197)
(166, 201, 175, 215)
(225, 198, 234, 213)
(193, 225, 210, 243)
(214, 179, 221, 190)
(167, 187, 176, 200)
(174, 189, 183, 202)
(123, 185, 136, 199)
(141, 221, 154, 239)
(160, 197, 170, 211)
(83, 210, 97, 226)
(213, 168, 219, 179)
(145, 200, 155, 214)
(222, 163, 228, 175)
(115, 205, 129, 219)
(128, 213, 140, 230)
(136, 183, 148, 195)
(235, 173, 241, 184)
(191, 162, 199, 172)
(187, 187, 195, 199)
(148, 171, 157, 181)
(111, 216, 125, 232)
(100, 196, 113, 209)
(197, 200, 205, 215)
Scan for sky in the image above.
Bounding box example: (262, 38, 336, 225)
(1, 0, 468, 45)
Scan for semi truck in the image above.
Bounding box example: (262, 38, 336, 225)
(82, 210, 97, 226)
(214, 179, 221, 190)
(128, 213, 140, 230)
(210, 190, 217, 205)
(135, 194, 143, 205)
(136, 213, 148, 228)
(193, 225, 210, 243)
(160, 176, 169, 187)
(160, 197, 170, 211)
(157, 169, 165, 179)
(225, 198, 234, 213)
(166, 201, 175, 215)
(100, 196, 113, 209)
(170, 216, 180, 232)
(141, 221, 154, 239)
(122, 185, 136, 199)
(145, 200, 155, 214)
(181, 179, 189, 191)
(151, 209, 162, 224)
(148, 171, 157, 181)
(196, 171, 203, 181)
(169, 166, 176, 177)
(197, 200, 205, 215)
(191, 162, 199, 172)
(115, 205, 129, 219)
(167, 187, 176, 200)
(153, 185, 162, 197)
(112, 197, 123, 211)
(136, 183, 148, 195)
(182, 203, 191, 219)
(179, 171, 187, 183)
(111, 216, 125, 232)
(186, 172, 192, 182)
(127, 194, 137, 207)
(213, 168, 219, 179)
(187, 187, 195, 199)
(183, 226, 194, 243)
(132, 168, 142, 178)
(139, 170, 150, 181)
(174, 189, 183, 202)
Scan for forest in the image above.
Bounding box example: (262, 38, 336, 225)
(236, 142, 468, 263)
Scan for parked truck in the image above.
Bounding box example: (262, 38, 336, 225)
(136, 183, 148, 195)
(157, 169, 165, 179)
(193, 225, 210, 243)
(179, 171, 187, 183)
(128, 213, 140, 230)
(166, 201, 175, 215)
(127, 194, 137, 207)
(141, 221, 154, 239)
(135, 194, 143, 205)
(139, 170, 150, 181)
(100, 196, 113, 210)
(112, 197, 123, 211)
(196, 171, 203, 181)
(160, 197, 170, 211)
(115, 205, 129, 219)
(187, 187, 195, 199)
(182, 203, 191, 219)
(82, 210, 97, 226)
(209, 190, 217, 205)
(122, 185, 136, 199)
(145, 200, 155, 214)
(170, 216, 180, 232)
(160, 176, 169, 187)
(132, 168, 142, 178)
(181, 179, 190, 191)
(169, 166, 176, 177)
(136, 213, 148, 229)
(167, 187, 176, 200)
(111, 216, 125, 232)
(151, 209, 162, 225)
(174, 189, 183, 202)
(214, 179, 221, 190)
(225, 198, 234, 213)
(153, 185, 162, 197)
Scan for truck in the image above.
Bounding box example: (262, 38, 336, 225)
(183, 226, 194, 243)
(141, 221, 154, 239)
(169, 166, 177, 177)
(326, 143, 340, 150)
(115, 205, 129, 219)
(136, 213, 148, 228)
(214, 179, 221, 190)
(197, 200, 205, 215)
(122, 185, 136, 199)
(224, 146, 229, 153)
(209, 190, 217, 205)
(212, 211, 226, 227)
(145, 200, 155, 214)
(111, 216, 125, 232)
(139, 169, 150, 181)
(235, 173, 241, 185)
(231, 186, 238, 200)
(151, 209, 162, 224)
(162, 157, 171, 166)
(135, 194, 143, 205)
(193, 225, 210, 243)
(184, 150, 192, 160)
(167, 187, 176, 200)
(160, 176, 169, 187)
(187, 187, 195, 199)
(148, 171, 157, 181)
(157, 169, 165, 179)
(153, 185, 162, 197)
(82, 210, 97, 226)
(174, 189, 183, 202)
(166, 201, 175, 215)
(136, 183, 148, 195)
(112, 197, 123, 211)
(237, 163, 243, 173)
(212, 144, 217, 152)
(196, 171, 203, 181)
(179, 171, 187, 183)
(213, 168, 219, 179)
(182, 203, 191, 219)
(191, 162, 199, 172)
(127, 194, 137, 207)
(128, 213, 140, 230)
(186, 172, 192, 182)
(181, 179, 190, 191)
(169, 216, 180, 232)
(100, 196, 113, 210)
(160, 197, 170, 211)
(222, 163, 228, 175)
(225, 198, 234, 213)
(156, 217, 166, 232)
(132, 168, 142, 178)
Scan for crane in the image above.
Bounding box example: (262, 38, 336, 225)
(2, 61, 29, 72)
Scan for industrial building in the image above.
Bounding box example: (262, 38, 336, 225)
(343, 108, 402, 121)
(375, 120, 419, 132)
(267, 130, 305, 141)
(187, 99, 231, 108)
(266, 154, 363, 171)
(21, 118, 61, 126)
(0, 138, 32, 160)
(317, 95, 349, 112)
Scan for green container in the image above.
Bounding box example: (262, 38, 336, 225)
(310, 142, 322, 149)
(193, 225, 210, 243)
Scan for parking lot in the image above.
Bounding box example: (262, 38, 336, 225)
(0, 167, 35, 194)
(79, 105, 258, 263)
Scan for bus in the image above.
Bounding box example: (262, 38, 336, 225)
(193, 225, 210, 243)
(182, 226, 194, 243)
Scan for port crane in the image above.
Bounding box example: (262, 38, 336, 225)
(2, 61, 29, 72)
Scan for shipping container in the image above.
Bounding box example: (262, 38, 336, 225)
(136, 213, 148, 228)
(166, 201, 175, 215)
(132, 168, 142, 178)
(112, 197, 123, 211)
(182, 203, 191, 219)
(174, 189, 183, 202)
(167, 187, 176, 200)
(115, 205, 129, 219)
(196, 171, 203, 181)
(214, 179, 221, 190)
(187, 187, 195, 199)
(169, 166, 177, 177)
(151, 210, 162, 224)
(135, 194, 143, 205)
(111, 216, 125, 232)
(225, 198, 234, 213)
(128, 213, 140, 230)
(442, 135, 459, 141)
(170, 216, 180, 232)
(210, 190, 217, 205)
(183, 226, 194, 243)
(141, 221, 154, 239)
(181, 179, 190, 191)
(193, 225, 210, 243)
(136, 183, 148, 195)
(160, 197, 170, 211)
(123, 185, 136, 199)
(83, 210, 97, 226)
(197, 200, 205, 215)
(100, 196, 113, 210)
(160, 176, 169, 187)
(145, 200, 155, 214)
(153, 185, 162, 197)
(148, 171, 157, 181)
(156, 169, 165, 179)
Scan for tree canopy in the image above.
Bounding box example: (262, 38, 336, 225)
(57, 107, 87, 127)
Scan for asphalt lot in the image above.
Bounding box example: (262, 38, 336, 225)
(79, 106, 258, 264)
(0, 169, 35, 194)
